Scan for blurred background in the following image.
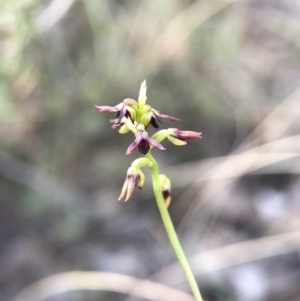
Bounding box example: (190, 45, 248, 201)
(1, 0, 300, 300)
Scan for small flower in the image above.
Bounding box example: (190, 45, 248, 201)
(126, 124, 166, 155)
(159, 174, 172, 208)
(151, 128, 202, 147)
(140, 106, 179, 129)
(166, 128, 202, 146)
(118, 166, 145, 201)
(95, 98, 138, 128)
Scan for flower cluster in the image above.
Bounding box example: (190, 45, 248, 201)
(95, 81, 201, 206)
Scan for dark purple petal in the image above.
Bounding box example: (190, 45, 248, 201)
(126, 133, 142, 155)
(117, 108, 132, 121)
(138, 139, 150, 154)
(162, 190, 170, 200)
(149, 116, 159, 128)
(162, 189, 171, 208)
(134, 174, 142, 189)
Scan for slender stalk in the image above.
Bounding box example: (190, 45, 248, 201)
(145, 152, 203, 301)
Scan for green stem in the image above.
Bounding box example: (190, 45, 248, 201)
(145, 152, 203, 301)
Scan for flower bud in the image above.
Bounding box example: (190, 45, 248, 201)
(118, 167, 145, 201)
(159, 174, 171, 208)
(167, 128, 202, 146)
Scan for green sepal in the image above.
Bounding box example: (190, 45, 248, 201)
(118, 123, 130, 134)
(131, 157, 152, 169)
(123, 117, 137, 134)
(138, 80, 147, 107)
(167, 135, 187, 146)
(159, 174, 171, 191)
(140, 105, 152, 127)
(151, 130, 169, 143)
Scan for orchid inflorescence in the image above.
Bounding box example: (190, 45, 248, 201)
(95, 81, 202, 206)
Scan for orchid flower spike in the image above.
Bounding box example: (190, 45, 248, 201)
(96, 81, 204, 301)
(95, 80, 202, 202)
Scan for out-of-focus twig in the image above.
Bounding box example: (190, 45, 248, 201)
(165, 134, 300, 188)
(0, 150, 88, 212)
(172, 82, 300, 239)
(143, 231, 300, 288)
(36, 0, 75, 33)
(13, 271, 195, 301)
(139, 0, 238, 77)
(258, 7, 300, 49)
